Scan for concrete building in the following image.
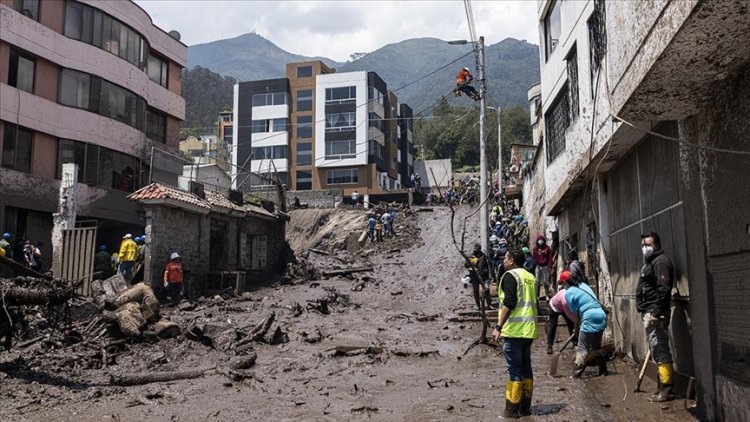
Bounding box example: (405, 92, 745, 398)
(0, 0, 186, 255)
(231, 62, 415, 197)
(178, 164, 231, 192)
(526, 0, 750, 419)
(179, 135, 229, 171)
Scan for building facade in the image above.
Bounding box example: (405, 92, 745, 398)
(0, 0, 186, 254)
(527, 0, 750, 419)
(231, 62, 415, 197)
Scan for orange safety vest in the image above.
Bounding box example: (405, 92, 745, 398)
(456, 69, 473, 85)
(164, 260, 183, 283)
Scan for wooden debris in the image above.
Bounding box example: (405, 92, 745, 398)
(308, 248, 330, 256)
(322, 267, 373, 277)
(110, 367, 211, 386)
(329, 345, 384, 356)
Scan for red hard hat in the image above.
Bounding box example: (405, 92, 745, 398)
(558, 270, 572, 285)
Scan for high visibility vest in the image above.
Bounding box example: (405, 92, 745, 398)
(498, 268, 538, 339)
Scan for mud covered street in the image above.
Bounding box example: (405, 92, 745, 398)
(0, 208, 695, 421)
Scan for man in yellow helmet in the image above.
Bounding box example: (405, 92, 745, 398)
(492, 249, 538, 418)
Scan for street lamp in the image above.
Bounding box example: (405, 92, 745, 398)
(449, 36, 489, 254)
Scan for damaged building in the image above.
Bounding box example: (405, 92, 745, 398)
(526, 0, 750, 420)
(128, 182, 289, 297)
(0, 0, 187, 255)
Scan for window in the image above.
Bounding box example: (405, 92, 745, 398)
(223, 126, 233, 142)
(588, 0, 607, 95)
(8, 49, 35, 93)
(566, 46, 579, 120)
(252, 235, 267, 269)
(326, 168, 358, 185)
(296, 170, 312, 190)
(296, 66, 313, 78)
(272, 118, 287, 132)
(2, 123, 33, 173)
(545, 82, 570, 163)
(251, 92, 287, 107)
(544, 0, 562, 61)
(251, 146, 287, 160)
(325, 86, 356, 104)
(147, 53, 169, 87)
(12, 0, 39, 21)
(297, 116, 313, 139)
(221, 114, 232, 122)
(59, 68, 146, 131)
(146, 109, 166, 143)
(325, 112, 356, 131)
(97, 146, 139, 192)
(251, 120, 269, 133)
(369, 112, 385, 133)
(64, 1, 146, 69)
(57, 139, 98, 184)
(296, 143, 312, 165)
(297, 89, 313, 112)
(325, 139, 356, 159)
(369, 86, 384, 106)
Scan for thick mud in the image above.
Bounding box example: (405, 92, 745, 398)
(0, 207, 696, 421)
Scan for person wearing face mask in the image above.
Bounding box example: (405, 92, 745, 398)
(532, 234, 553, 300)
(636, 232, 675, 402)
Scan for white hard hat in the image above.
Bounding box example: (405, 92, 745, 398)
(123, 233, 132, 239)
(170, 252, 181, 260)
(463, 67, 470, 71)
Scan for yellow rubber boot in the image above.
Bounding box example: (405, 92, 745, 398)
(652, 363, 674, 402)
(503, 380, 522, 418)
(520, 378, 533, 416)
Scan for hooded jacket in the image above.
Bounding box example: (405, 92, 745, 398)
(532, 234, 552, 267)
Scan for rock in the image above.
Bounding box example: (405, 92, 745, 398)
(115, 302, 146, 337)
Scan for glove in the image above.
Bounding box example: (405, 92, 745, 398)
(163, 281, 168, 288)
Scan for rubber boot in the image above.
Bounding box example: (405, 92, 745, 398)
(597, 352, 609, 376)
(651, 363, 675, 402)
(571, 363, 586, 379)
(519, 378, 533, 417)
(503, 380, 522, 419)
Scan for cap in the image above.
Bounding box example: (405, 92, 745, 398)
(170, 252, 181, 260)
(123, 234, 132, 239)
(558, 270, 572, 284)
(2, 232, 11, 239)
(99, 245, 107, 251)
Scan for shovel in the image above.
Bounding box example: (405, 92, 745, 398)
(634, 349, 652, 392)
(548, 334, 576, 376)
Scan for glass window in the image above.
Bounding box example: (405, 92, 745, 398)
(147, 53, 169, 88)
(85, 144, 99, 185)
(297, 89, 313, 112)
(146, 109, 166, 143)
(325, 139, 356, 159)
(252, 92, 286, 106)
(296, 143, 312, 165)
(2, 123, 33, 173)
(273, 145, 287, 159)
(59, 68, 91, 109)
(95, 146, 138, 192)
(326, 112, 356, 131)
(297, 116, 313, 138)
(296, 170, 312, 190)
(326, 168, 358, 185)
(57, 139, 86, 182)
(544, 0, 562, 61)
(8, 49, 35, 93)
(12, 0, 39, 21)
(273, 92, 287, 105)
(326, 86, 356, 103)
(251, 120, 269, 133)
(252, 93, 268, 107)
(64, 0, 85, 40)
(296, 66, 313, 78)
(272, 118, 287, 132)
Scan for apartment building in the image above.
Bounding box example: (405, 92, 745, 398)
(231, 62, 415, 196)
(0, 0, 186, 251)
(179, 134, 229, 172)
(525, 1, 750, 419)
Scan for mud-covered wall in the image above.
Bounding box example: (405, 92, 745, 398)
(679, 64, 750, 421)
(251, 188, 343, 209)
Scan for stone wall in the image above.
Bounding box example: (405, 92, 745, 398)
(250, 188, 343, 209)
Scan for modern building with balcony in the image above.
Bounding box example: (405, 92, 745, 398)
(231, 61, 415, 197)
(0, 0, 186, 252)
(525, 1, 750, 419)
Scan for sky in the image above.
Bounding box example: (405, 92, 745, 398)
(134, 0, 539, 62)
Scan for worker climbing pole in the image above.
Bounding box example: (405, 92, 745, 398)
(454, 67, 481, 101)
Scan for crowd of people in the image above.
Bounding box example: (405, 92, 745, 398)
(0, 232, 46, 274)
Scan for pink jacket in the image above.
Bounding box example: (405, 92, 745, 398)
(549, 289, 575, 320)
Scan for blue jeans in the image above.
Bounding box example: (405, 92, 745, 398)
(118, 261, 134, 282)
(503, 337, 533, 381)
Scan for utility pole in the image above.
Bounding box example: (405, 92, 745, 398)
(478, 36, 488, 254)
(497, 111, 502, 187)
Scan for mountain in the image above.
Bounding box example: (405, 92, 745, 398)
(184, 34, 539, 126)
(187, 33, 341, 81)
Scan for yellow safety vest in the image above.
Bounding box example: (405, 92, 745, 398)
(498, 268, 538, 339)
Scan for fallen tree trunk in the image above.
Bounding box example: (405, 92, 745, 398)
(0, 255, 52, 280)
(110, 367, 211, 386)
(322, 267, 373, 277)
(0, 284, 72, 306)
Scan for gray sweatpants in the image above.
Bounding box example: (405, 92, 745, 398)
(535, 265, 553, 297)
(643, 312, 673, 365)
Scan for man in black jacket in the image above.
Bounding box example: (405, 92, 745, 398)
(466, 243, 492, 310)
(636, 232, 675, 402)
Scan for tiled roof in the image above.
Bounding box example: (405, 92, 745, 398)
(128, 183, 211, 209)
(129, 183, 275, 218)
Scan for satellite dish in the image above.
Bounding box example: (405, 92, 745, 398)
(168, 30, 181, 41)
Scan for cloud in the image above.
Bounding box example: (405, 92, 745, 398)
(135, 0, 539, 61)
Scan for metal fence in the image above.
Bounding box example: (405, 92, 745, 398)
(60, 225, 97, 295)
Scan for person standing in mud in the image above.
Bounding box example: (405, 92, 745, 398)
(367, 215, 377, 242)
(163, 252, 183, 306)
(466, 243, 491, 311)
(492, 249, 538, 418)
(636, 232, 675, 402)
(564, 261, 608, 378)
